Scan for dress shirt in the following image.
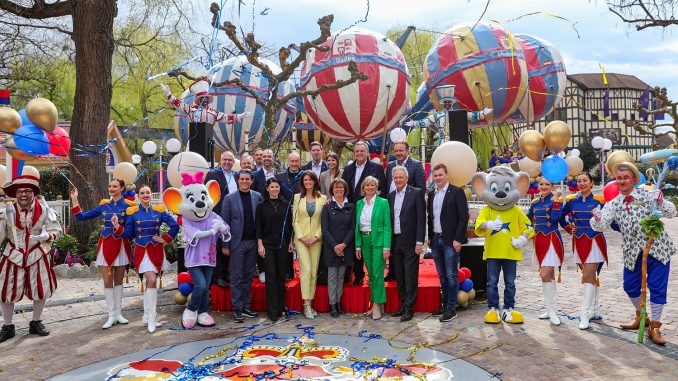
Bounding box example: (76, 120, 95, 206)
(433, 183, 449, 234)
(333, 196, 346, 209)
(263, 168, 276, 180)
(311, 161, 323, 178)
(393, 187, 406, 234)
(354, 160, 366, 188)
(389, 157, 409, 193)
(224, 171, 237, 194)
(359, 196, 375, 232)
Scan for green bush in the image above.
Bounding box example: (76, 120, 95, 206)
(39, 168, 71, 200)
(160, 224, 180, 263)
(84, 226, 102, 264)
(53, 234, 79, 264)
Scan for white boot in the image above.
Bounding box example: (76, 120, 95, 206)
(590, 286, 602, 320)
(113, 285, 129, 324)
(579, 283, 596, 330)
(142, 290, 148, 326)
(102, 288, 116, 329)
(542, 282, 561, 326)
(146, 288, 158, 333)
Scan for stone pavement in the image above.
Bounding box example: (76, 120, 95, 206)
(1, 219, 678, 380)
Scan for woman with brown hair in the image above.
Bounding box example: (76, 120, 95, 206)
(319, 152, 343, 196)
(293, 170, 327, 319)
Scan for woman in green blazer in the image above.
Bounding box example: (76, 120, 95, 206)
(355, 176, 392, 320)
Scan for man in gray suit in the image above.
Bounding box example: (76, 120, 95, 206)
(221, 170, 263, 323)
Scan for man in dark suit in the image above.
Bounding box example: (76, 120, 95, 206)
(206, 151, 237, 287)
(277, 152, 302, 201)
(386, 142, 426, 192)
(301, 141, 328, 178)
(341, 141, 387, 285)
(427, 163, 469, 323)
(221, 170, 263, 323)
(388, 166, 426, 321)
(252, 149, 276, 197)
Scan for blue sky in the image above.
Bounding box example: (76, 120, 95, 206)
(194, 0, 678, 99)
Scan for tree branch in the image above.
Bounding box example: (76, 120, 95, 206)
(279, 61, 368, 105)
(3, 19, 72, 35)
(0, 0, 71, 20)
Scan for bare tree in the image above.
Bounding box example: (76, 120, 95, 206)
(623, 87, 678, 149)
(608, 0, 678, 30)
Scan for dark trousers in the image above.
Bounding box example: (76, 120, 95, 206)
(230, 240, 257, 310)
(211, 240, 229, 283)
(264, 247, 288, 319)
(288, 251, 294, 278)
(353, 255, 365, 282)
(257, 253, 266, 276)
(392, 235, 419, 311)
(317, 250, 328, 285)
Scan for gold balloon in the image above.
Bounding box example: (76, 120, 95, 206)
(430, 141, 478, 187)
(605, 151, 634, 175)
(565, 155, 584, 176)
(0, 107, 22, 134)
(519, 130, 546, 162)
(174, 291, 187, 305)
(5, 138, 35, 160)
(26, 98, 58, 132)
(468, 289, 476, 301)
(457, 290, 469, 306)
(463, 186, 472, 200)
(518, 157, 541, 177)
(543, 121, 571, 154)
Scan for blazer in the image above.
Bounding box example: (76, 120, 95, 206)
(427, 184, 469, 246)
(319, 168, 343, 197)
(355, 196, 392, 250)
(301, 160, 329, 174)
(205, 169, 237, 213)
(320, 200, 355, 267)
(292, 193, 327, 240)
(252, 168, 276, 197)
(386, 157, 426, 192)
(388, 185, 426, 249)
(341, 160, 387, 204)
(276, 169, 302, 201)
(220, 189, 263, 250)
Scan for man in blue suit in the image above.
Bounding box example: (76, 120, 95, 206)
(301, 141, 328, 178)
(221, 170, 263, 323)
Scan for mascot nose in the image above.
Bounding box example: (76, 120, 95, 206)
(495, 191, 507, 199)
(195, 200, 206, 208)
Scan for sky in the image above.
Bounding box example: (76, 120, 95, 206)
(191, 0, 678, 98)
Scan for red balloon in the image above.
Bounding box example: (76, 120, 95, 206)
(603, 180, 620, 202)
(47, 126, 71, 156)
(177, 271, 193, 285)
(460, 267, 472, 279)
(458, 269, 468, 283)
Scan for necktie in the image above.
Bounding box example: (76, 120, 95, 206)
(624, 195, 633, 212)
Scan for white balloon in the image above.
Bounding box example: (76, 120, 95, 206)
(557, 151, 566, 158)
(518, 157, 541, 177)
(569, 148, 580, 157)
(389, 127, 407, 143)
(565, 155, 584, 176)
(430, 141, 478, 187)
(167, 152, 209, 188)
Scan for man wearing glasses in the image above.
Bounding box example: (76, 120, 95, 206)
(0, 175, 62, 343)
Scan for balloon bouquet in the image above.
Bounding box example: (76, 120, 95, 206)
(456, 267, 477, 307)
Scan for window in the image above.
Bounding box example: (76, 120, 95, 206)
(591, 113, 599, 121)
(555, 108, 567, 120)
(630, 113, 636, 121)
(611, 113, 619, 121)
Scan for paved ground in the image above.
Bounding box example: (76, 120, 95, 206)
(1, 218, 678, 380)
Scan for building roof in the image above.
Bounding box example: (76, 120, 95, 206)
(568, 73, 651, 90)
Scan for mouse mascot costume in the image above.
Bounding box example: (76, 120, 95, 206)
(163, 171, 230, 329)
(473, 166, 533, 324)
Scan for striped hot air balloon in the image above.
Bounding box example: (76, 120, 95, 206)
(424, 22, 528, 126)
(510, 34, 566, 122)
(300, 28, 410, 142)
(294, 99, 332, 151)
(174, 56, 295, 154)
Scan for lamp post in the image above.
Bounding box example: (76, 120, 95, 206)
(591, 136, 613, 186)
(142, 140, 158, 188)
(433, 84, 456, 143)
(161, 138, 181, 193)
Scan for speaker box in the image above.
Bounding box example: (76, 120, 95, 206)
(188, 122, 214, 163)
(448, 109, 470, 145)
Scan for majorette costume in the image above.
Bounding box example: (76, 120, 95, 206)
(591, 162, 677, 345)
(0, 175, 61, 342)
(118, 203, 179, 333)
(560, 192, 607, 329)
(71, 196, 136, 329)
(527, 192, 564, 325)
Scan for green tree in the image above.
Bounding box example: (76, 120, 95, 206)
(578, 135, 599, 173)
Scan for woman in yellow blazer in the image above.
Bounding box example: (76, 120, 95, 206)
(293, 170, 328, 319)
(355, 176, 392, 320)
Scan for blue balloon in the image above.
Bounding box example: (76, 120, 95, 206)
(541, 156, 568, 183)
(635, 173, 646, 188)
(178, 282, 194, 296)
(18, 109, 33, 127)
(14, 124, 49, 155)
(668, 156, 678, 170)
(460, 278, 474, 292)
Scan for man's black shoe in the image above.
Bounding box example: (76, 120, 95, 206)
(335, 303, 345, 315)
(29, 320, 49, 336)
(215, 277, 229, 288)
(242, 308, 258, 318)
(439, 308, 457, 322)
(391, 308, 405, 318)
(330, 304, 339, 318)
(233, 310, 244, 323)
(431, 307, 444, 317)
(0, 324, 15, 343)
(401, 310, 414, 322)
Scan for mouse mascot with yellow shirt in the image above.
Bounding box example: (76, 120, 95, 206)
(473, 166, 533, 324)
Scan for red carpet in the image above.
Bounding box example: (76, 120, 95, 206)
(210, 259, 442, 313)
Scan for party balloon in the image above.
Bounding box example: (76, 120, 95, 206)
(21, 165, 40, 179)
(178, 282, 194, 296)
(13, 124, 50, 155)
(668, 156, 678, 170)
(424, 22, 528, 126)
(635, 173, 646, 188)
(177, 271, 193, 285)
(565, 155, 584, 176)
(543, 121, 571, 154)
(0, 165, 5, 185)
(518, 157, 542, 177)
(167, 151, 209, 188)
(174, 291, 187, 305)
(460, 267, 472, 279)
(541, 155, 568, 183)
(430, 141, 478, 187)
(47, 126, 71, 156)
(301, 28, 410, 141)
(0, 107, 22, 134)
(639, 148, 678, 163)
(113, 162, 138, 184)
(463, 186, 472, 200)
(460, 278, 474, 292)
(457, 291, 469, 306)
(26, 98, 58, 132)
(468, 289, 476, 301)
(187, 293, 192, 303)
(389, 127, 407, 143)
(646, 167, 655, 178)
(457, 269, 468, 284)
(603, 180, 620, 202)
(519, 130, 546, 162)
(569, 148, 581, 157)
(6, 138, 34, 160)
(605, 150, 633, 175)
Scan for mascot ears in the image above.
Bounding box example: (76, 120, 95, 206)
(163, 188, 182, 215)
(206, 179, 221, 206)
(471, 172, 488, 197)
